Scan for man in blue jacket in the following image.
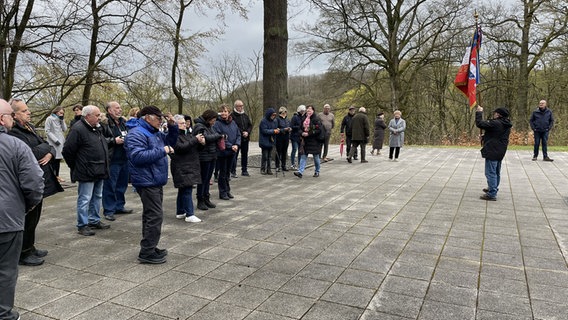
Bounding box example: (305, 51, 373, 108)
(529, 100, 554, 162)
(125, 106, 177, 264)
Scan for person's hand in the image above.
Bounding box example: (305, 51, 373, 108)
(196, 133, 205, 145)
(164, 145, 174, 154)
(302, 132, 308, 137)
(165, 112, 175, 125)
(242, 131, 248, 138)
(232, 145, 238, 152)
(38, 153, 53, 166)
(477, 106, 483, 112)
(274, 128, 280, 134)
(115, 136, 124, 145)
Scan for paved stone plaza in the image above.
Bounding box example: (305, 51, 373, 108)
(14, 147, 568, 320)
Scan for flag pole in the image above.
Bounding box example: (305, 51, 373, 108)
(475, 11, 483, 146)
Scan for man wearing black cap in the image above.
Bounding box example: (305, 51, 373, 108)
(475, 106, 513, 201)
(124, 106, 178, 264)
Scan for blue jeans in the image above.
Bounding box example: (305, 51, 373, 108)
(77, 180, 103, 228)
(176, 186, 194, 216)
(533, 131, 549, 158)
(484, 159, 501, 198)
(298, 153, 320, 175)
(102, 161, 129, 216)
(290, 140, 299, 166)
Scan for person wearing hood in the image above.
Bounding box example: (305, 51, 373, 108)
(258, 108, 280, 175)
(476, 106, 512, 201)
(230, 100, 253, 176)
(275, 106, 291, 172)
(193, 109, 224, 210)
(213, 104, 241, 200)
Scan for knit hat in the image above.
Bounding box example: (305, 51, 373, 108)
(494, 107, 510, 118)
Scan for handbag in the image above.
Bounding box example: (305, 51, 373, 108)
(217, 136, 226, 151)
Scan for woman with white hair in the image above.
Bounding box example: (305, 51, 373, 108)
(388, 110, 406, 161)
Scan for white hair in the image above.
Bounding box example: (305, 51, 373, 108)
(82, 105, 99, 116)
(297, 104, 306, 112)
(358, 107, 366, 113)
(173, 114, 185, 123)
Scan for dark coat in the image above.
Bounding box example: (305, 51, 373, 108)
(290, 112, 304, 143)
(193, 116, 223, 162)
(170, 129, 201, 188)
(62, 119, 110, 183)
(300, 113, 323, 155)
(124, 118, 177, 188)
(340, 113, 355, 136)
(351, 111, 370, 142)
(476, 111, 512, 161)
(213, 115, 241, 158)
(231, 110, 253, 141)
(258, 108, 279, 149)
(8, 122, 63, 197)
(529, 107, 554, 132)
(276, 116, 291, 144)
(101, 115, 128, 163)
(373, 118, 387, 149)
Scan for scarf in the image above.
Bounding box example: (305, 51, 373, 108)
(303, 115, 311, 132)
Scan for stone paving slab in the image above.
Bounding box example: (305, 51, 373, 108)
(14, 146, 568, 320)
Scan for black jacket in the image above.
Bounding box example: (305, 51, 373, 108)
(529, 107, 554, 132)
(300, 113, 323, 155)
(171, 129, 202, 188)
(340, 113, 355, 136)
(62, 119, 110, 182)
(231, 111, 253, 141)
(476, 111, 512, 161)
(101, 115, 128, 163)
(193, 116, 223, 162)
(8, 122, 63, 197)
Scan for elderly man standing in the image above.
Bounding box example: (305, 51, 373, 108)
(529, 99, 554, 162)
(63, 105, 111, 236)
(0, 99, 44, 320)
(101, 101, 132, 221)
(318, 103, 334, 162)
(347, 107, 370, 163)
(340, 106, 357, 160)
(125, 106, 178, 264)
(231, 100, 253, 177)
(9, 98, 63, 266)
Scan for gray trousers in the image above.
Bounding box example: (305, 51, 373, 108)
(0, 231, 23, 320)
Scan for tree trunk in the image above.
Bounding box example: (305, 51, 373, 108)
(263, 0, 288, 109)
(82, 0, 100, 106)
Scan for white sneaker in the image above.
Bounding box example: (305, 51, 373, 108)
(185, 215, 201, 223)
(176, 214, 185, 219)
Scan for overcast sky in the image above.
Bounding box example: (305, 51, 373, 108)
(189, 1, 329, 77)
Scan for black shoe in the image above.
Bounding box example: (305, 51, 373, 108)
(266, 170, 273, 175)
(227, 192, 234, 199)
(347, 157, 352, 163)
(313, 172, 319, 177)
(480, 194, 497, 201)
(231, 173, 238, 178)
(78, 226, 95, 236)
(353, 156, 358, 160)
(138, 252, 166, 264)
(532, 156, 538, 161)
(197, 200, 209, 211)
(219, 194, 230, 200)
(544, 157, 554, 162)
(482, 188, 489, 193)
(294, 171, 302, 178)
(155, 248, 168, 259)
(282, 167, 289, 171)
(104, 214, 116, 221)
(261, 169, 267, 175)
(19, 255, 44, 266)
(361, 160, 368, 163)
(115, 208, 133, 214)
(33, 249, 48, 257)
(88, 221, 111, 229)
(242, 171, 250, 176)
(204, 196, 216, 208)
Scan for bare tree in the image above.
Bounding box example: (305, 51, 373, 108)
(297, 0, 468, 112)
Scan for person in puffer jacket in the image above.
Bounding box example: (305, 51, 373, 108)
(124, 106, 178, 264)
(258, 108, 280, 175)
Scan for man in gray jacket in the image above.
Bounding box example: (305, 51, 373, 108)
(0, 99, 45, 320)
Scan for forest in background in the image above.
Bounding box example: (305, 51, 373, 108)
(2, 0, 567, 145)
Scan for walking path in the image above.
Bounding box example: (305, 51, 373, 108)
(15, 147, 568, 320)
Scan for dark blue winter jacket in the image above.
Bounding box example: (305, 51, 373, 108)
(258, 108, 278, 149)
(213, 115, 241, 157)
(529, 107, 554, 132)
